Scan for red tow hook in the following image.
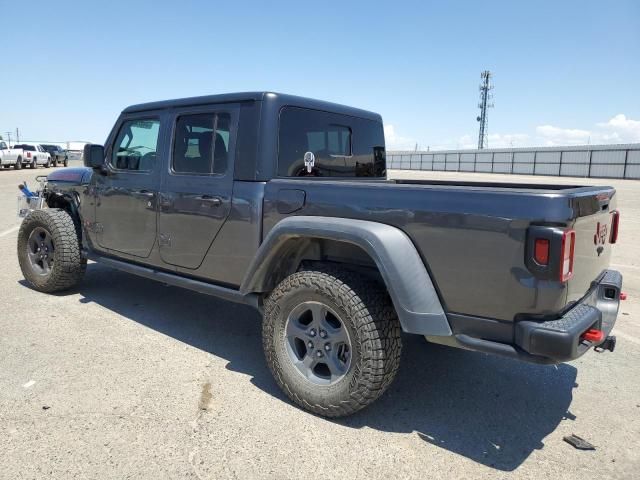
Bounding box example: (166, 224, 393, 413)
(620, 292, 627, 301)
(582, 329, 605, 343)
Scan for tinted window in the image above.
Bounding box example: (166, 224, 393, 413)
(172, 113, 230, 175)
(111, 119, 160, 171)
(0, 142, 6, 149)
(278, 107, 385, 177)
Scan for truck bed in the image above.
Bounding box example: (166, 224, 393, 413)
(263, 178, 617, 336)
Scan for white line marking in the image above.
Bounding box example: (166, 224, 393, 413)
(0, 225, 19, 238)
(23, 380, 36, 389)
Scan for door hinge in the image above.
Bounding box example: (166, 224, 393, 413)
(159, 233, 171, 247)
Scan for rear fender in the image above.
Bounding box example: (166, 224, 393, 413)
(240, 216, 451, 336)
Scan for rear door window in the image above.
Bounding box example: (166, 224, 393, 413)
(172, 112, 231, 175)
(278, 107, 385, 177)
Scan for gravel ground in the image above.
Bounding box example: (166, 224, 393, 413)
(0, 164, 638, 479)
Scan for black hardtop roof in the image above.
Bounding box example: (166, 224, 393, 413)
(122, 91, 382, 122)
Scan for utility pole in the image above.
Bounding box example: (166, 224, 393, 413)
(476, 70, 494, 149)
(5, 131, 12, 145)
(15, 127, 20, 143)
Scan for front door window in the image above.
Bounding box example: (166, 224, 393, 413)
(111, 119, 160, 171)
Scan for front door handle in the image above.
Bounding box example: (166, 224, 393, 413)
(134, 189, 154, 198)
(197, 195, 222, 206)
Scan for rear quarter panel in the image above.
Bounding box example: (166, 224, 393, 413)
(263, 179, 610, 322)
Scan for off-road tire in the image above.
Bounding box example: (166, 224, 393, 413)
(263, 268, 402, 417)
(64, 157, 68, 167)
(18, 209, 86, 293)
(15, 157, 22, 170)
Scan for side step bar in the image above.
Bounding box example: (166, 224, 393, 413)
(85, 251, 260, 310)
(454, 334, 556, 365)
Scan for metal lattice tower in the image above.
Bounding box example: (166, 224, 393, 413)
(476, 70, 494, 149)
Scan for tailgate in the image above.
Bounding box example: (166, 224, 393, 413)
(567, 188, 619, 303)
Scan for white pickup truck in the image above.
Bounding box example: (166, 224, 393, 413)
(0, 141, 23, 169)
(0, 142, 51, 169)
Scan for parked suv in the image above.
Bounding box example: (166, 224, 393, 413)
(16, 92, 623, 417)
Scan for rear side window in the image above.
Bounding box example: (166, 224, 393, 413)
(111, 119, 160, 171)
(172, 113, 230, 175)
(278, 107, 385, 177)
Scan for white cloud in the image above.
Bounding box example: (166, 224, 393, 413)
(431, 132, 530, 150)
(385, 114, 640, 152)
(535, 125, 591, 146)
(384, 124, 417, 150)
(486, 133, 530, 148)
(596, 114, 640, 143)
(535, 114, 640, 146)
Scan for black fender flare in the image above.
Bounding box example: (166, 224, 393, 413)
(240, 216, 451, 336)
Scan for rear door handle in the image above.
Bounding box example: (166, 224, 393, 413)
(197, 195, 222, 206)
(134, 189, 155, 198)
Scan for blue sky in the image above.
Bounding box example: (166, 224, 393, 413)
(2, 0, 639, 149)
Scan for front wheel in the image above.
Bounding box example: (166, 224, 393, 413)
(30, 158, 37, 169)
(263, 268, 402, 417)
(18, 209, 86, 293)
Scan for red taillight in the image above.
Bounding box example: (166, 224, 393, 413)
(610, 210, 620, 244)
(534, 238, 550, 265)
(27, 151, 31, 158)
(560, 230, 575, 282)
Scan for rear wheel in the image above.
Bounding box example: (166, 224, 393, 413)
(18, 209, 86, 293)
(63, 157, 68, 167)
(53, 159, 58, 167)
(14, 157, 22, 170)
(263, 268, 402, 417)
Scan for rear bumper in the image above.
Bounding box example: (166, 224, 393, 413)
(515, 270, 622, 362)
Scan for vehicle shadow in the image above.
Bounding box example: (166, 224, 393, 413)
(39, 263, 578, 472)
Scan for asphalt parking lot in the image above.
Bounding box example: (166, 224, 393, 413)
(1, 164, 639, 479)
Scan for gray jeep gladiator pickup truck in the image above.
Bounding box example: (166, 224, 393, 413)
(17, 92, 623, 417)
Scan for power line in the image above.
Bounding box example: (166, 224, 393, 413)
(476, 70, 494, 149)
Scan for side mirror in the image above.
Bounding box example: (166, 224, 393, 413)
(84, 144, 106, 168)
